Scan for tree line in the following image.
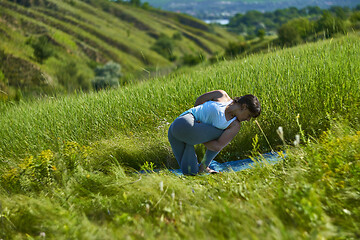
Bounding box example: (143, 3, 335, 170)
(227, 5, 360, 44)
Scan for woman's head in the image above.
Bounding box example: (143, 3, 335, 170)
(233, 94, 261, 118)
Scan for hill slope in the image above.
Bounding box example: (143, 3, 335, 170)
(0, 0, 237, 97)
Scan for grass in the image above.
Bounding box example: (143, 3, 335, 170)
(1, 35, 359, 162)
(0, 122, 359, 239)
(0, 35, 359, 239)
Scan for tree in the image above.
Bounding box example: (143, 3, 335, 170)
(130, 0, 141, 7)
(242, 10, 263, 26)
(316, 11, 347, 37)
(92, 61, 122, 91)
(329, 6, 350, 20)
(350, 11, 360, 23)
(277, 23, 302, 46)
(306, 6, 322, 15)
(257, 29, 266, 40)
(350, 11, 360, 29)
(288, 18, 314, 40)
(141, 2, 151, 10)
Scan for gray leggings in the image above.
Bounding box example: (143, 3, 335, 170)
(168, 113, 224, 175)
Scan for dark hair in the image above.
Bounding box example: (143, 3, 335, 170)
(233, 94, 261, 118)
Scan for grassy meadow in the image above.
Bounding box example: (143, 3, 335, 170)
(0, 35, 360, 239)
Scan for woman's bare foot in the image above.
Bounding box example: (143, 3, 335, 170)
(206, 167, 219, 174)
(199, 164, 219, 174)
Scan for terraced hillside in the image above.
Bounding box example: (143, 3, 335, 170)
(0, 0, 237, 97)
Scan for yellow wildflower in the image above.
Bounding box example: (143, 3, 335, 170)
(277, 151, 285, 159)
(19, 156, 34, 170)
(39, 149, 54, 163)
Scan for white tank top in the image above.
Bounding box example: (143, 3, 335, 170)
(180, 100, 237, 129)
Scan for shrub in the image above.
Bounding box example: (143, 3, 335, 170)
(181, 53, 204, 66)
(92, 61, 122, 91)
(0, 69, 6, 85)
(172, 32, 183, 40)
(26, 35, 53, 63)
(257, 29, 266, 40)
(56, 61, 91, 92)
(209, 52, 225, 64)
(225, 41, 249, 57)
(151, 34, 175, 61)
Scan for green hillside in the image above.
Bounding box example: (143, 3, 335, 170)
(0, 0, 237, 98)
(0, 35, 359, 239)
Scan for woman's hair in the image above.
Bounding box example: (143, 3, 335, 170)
(233, 94, 261, 118)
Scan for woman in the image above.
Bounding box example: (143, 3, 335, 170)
(168, 90, 261, 175)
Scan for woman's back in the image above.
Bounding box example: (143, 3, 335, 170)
(181, 100, 236, 129)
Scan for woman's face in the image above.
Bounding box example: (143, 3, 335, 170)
(235, 105, 254, 122)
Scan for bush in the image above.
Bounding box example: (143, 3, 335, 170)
(209, 52, 225, 64)
(92, 61, 122, 91)
(56, 61, 90, 92)
(181, 53, 204, 66)
(257, 29, 266, 40)
(26, 35, 53, 63)
(225, 41, 249, 57)
(172, 32, 183, 40)
(0, 69, 6, 85)
(151, 34, 175, 61)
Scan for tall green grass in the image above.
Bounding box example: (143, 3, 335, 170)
(0, 122, 359, 239)
(0, 35, 360, 239)
(1, 35, 359, 164)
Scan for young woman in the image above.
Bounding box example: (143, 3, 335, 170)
(168, 90, 261, 175)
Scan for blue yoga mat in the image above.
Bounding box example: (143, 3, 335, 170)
(142, 152, 284, 176)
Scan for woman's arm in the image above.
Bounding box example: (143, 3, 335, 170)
(203, 120, 241, 152)
(194, 90, 231, 106)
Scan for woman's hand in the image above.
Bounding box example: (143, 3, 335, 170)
(203, 120, 241, 152)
